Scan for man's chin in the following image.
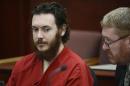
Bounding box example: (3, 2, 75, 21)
(37, 49, 48, 53)
(36, 46, 49, 52)
(109, 59, 127, 65)
(109, 59, 117, 64)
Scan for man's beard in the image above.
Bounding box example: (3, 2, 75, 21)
(34, 33, 61, 61)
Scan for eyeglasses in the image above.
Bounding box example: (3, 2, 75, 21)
(103, 35, 129, 47)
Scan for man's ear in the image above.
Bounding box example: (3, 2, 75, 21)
(60, 24, 67, 37)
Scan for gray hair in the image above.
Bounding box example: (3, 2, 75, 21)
(101, 7, 130, 35)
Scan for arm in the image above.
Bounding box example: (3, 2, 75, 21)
(65, 64, 93, 86)
(6, 67, 16, 86)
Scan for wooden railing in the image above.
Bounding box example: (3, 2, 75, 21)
(0, 56, 22, 83)
(0, 56, 22, 70)
(85, 57, 99, 66)
(0, 56, 99, 69)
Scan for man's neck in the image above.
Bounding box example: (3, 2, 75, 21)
(55, 43, 64, 59)
(42, 43, 64, 73)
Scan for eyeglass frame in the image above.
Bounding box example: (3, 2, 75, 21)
(103, 35, 130, 47)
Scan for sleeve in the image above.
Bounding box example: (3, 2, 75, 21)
(6, 73, 16, 86)
(6, 61, 21, 86)
(6, 56, 25, 86)
(6, 67, 17, 86)
(65, 64, 93, 86)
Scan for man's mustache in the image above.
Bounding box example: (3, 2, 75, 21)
(36, 39, 48, 44)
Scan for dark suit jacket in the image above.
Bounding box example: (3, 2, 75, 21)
(116, 65, 127, 86)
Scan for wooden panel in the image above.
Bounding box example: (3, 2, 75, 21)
(65, 0, 130, 31)
(33, 0, 130, 31)
(93, 69, 116, 86)
(0, 0, 129, 59)
(0, 0, 32, 59)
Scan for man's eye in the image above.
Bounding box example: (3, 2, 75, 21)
(106, 39, 113, 44)
(103, 37, 112, 44)
(32, 27, 38, 32)
(44, 27, 51, 32)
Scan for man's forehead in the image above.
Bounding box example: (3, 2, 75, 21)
(102, 27, 120, 40)
(32, 14, 56, 27)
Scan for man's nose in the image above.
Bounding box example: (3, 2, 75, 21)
(38, 31, 44, 38)
(102, 43, 109, 51)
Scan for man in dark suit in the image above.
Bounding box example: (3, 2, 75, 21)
(7, 2, 93, 86)
(101, 7, 130, 86)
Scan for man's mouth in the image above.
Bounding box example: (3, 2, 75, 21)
(37, 43, 47, 46)
(108, 54, 113, 58)
(37, 40, 48, 44)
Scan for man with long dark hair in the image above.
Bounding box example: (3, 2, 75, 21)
(7, 2, 93, 86)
